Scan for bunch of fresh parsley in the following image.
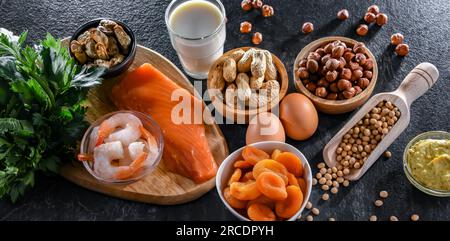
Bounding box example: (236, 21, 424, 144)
(0, 30, 105, 202)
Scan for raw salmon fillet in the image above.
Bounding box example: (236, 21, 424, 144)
(111, 63, 217, 183)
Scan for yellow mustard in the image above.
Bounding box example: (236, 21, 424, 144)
(407, 139, 450, 191)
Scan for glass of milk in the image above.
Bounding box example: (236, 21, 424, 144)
(165, 0, 226, 79)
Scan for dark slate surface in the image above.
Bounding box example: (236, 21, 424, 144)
(1, 0, 449, 221)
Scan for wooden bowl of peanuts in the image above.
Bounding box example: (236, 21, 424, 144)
(293, 36, 378, 114)
(207, 47, 288, 123)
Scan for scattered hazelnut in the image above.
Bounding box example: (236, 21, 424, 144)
(395, 43, 409, 56)
(302, 22, 314, 34)
(241, 0, 253, 11)
(411, 214, 420, 221)
(261, 5, 274, 17)
(252, 32, 263, 45)
(369, 215, 378, 221)
(337, 9, 349, 20)
(251, 0, 263, 9)
(312, 208, 320, 216)
(329, 217, 336, 221)
(384, 151, 392, 158)
(367, 5, 380, 15)
(240, 21, 252, 34)
(391, 33, 404, 45)
(356, 24, 369, 36)
(376, 13, 388, 26)
(364, 12, 376, 23)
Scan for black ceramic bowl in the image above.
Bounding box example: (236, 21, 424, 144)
(69, 18, 137, 78)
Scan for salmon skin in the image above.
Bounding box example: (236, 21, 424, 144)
(111, 63, 217, 183)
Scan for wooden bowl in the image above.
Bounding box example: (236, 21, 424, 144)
(293, 36, 378, 114)
(207, 47, 288, 123)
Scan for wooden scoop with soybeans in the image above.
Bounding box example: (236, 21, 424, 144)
(323, 62, 439, 180)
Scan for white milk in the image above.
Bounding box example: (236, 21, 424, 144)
(166, 0, 226, 79)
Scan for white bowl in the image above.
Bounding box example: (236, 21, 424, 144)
(216, 141, 313, 221)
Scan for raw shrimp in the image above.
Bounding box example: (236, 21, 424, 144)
(93, 141, 148, 180)
(96, 113, 142, 147)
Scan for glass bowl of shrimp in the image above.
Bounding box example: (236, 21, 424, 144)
(78, 110, 164, 184)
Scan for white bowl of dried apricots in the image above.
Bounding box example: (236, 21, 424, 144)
(216, 141, 312, 221)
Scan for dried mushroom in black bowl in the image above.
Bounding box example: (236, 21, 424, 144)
(69, 18, 136, 78)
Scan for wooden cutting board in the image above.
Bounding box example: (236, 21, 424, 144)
(60, 43, 229, 205)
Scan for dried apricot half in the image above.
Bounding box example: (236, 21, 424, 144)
(297, 178, 307, 196)
(275, 185, 303, 219)
(228, 168, 242, 186)
(247, 203, 276, 221)
(240, 171, 255, 182)
(234, 160, 253, 169)
(247, 195, 275, 210)
(256, 172, 288, 201)
(287, 173, 299, 187)
(230, 180, 261, 200)
(223, 187, 247, 209)
(253, 159, 289, 184)
(242, 146, 270, 165)
(275, 152, 303, 177)
(271, 149, 282, 160)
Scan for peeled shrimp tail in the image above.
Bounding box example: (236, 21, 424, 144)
(115, 152, 148, 180)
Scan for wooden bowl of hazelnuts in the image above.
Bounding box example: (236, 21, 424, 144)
(293, 36, 378, 114)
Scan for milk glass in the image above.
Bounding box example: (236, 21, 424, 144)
(165, 0, 226, 79)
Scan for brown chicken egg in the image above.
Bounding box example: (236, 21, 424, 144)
(279, 93, 318, 140)
(246, 112, 286, 145)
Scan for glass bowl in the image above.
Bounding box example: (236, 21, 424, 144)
(79, 110, 164, 184)
(403, 131, 450, 197)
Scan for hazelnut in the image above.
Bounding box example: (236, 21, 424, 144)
(354, 86, 363, 95)
(241, 0, 253, 11)
(353, 42, 366, 54)
(251, 0, 263, 9)
(308, 52, 322, 61)
(337, 79, 352, 91)
(302, 79, 310, 85)
(348, 61, 360, 71)
(252, 32, 263, 45)
(395, 43, 409, 56)
(298, 67, 309, 79)
(329, 82, 339, 93)
(315, 48, 326, 56)
(302, 22, 314, 34)
(315, 87, 328, 98)
(391, 33, 404, 45)
(343, 51, 355, 62)
(317, 78, 329, 88)
(355, 53, 367, 65)
(353, 69, 363, 79)
(358, 78, 370, 89)
(340, 68, 352, 80)
(337, 9, 349, 20)
(363, 59, 374, 70)
(338, 57, 347, 69)
(299, 59, 307, 67)
(343, 87, 356, 99)
(376, 13, 388, 26)
(307, 59, 319, 73)
(356, 24, 369, 36)
(261, 5, 274, 17)
(321, 54, 331, 65)
(364, 12, 376, 23)
(327, 93, 338, 100)
(324, 43, 334, 54)
(305, 82, 317, 92)
(326, 58, 340, 71)
(240, 21, 252, 33)
(367, 5, 380, 15)
(363, 70, 373, 79)
(332, 46, 345, 58)
(326, 70, 338, 82)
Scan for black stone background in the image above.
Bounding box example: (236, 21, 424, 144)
(0, 0, 449, 221)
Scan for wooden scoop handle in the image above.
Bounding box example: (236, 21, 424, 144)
(394, 62, 439, 106)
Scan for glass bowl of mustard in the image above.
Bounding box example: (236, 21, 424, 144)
(403, 131, 450, 197)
